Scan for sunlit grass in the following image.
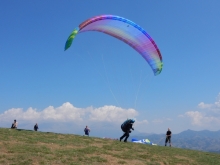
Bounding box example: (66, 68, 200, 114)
(0, 128, 219, 165)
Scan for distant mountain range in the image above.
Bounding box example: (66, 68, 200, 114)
(131, 129, 220, 153)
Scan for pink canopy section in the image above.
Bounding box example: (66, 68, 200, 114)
(65, 15, 163, 75)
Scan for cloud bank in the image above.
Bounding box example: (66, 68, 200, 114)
(0, 103, 148, 136)
(182, 93, 220, 129)
(0, 103, 138, 123)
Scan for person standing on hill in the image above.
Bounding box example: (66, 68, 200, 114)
(84, 126, 90, 136)
(165, 128, 172, 147)
(119, 119, 135, 142)
(34, 123, 39, 131)
(11, 119, 18, 129)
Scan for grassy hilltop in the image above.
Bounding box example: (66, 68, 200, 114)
(0, 128, 219, 165)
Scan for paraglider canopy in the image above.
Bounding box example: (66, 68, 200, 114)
(64, 15, 163, 76)
(132, 138, 157, 145)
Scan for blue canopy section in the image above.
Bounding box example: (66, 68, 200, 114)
(131, 138, 157, 145)
(121, 119, 135, 127)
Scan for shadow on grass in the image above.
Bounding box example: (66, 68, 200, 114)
(16, 129, 33, 132)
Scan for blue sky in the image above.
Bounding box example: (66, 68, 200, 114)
(0, 1, 220, 138)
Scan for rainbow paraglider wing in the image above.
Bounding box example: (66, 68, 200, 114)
(65, 15, 163, 75)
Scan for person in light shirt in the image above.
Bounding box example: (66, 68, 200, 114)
(11, 119, 18, 129)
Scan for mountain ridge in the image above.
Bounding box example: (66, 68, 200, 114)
(131, 129, 220, 153)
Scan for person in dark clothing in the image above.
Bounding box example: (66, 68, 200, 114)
(84, 126, 90, 136)
(120, 119, 135, 142)
(34, 123, 39, 131)
(165, 128, 172, 147)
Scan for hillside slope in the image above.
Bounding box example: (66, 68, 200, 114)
(0, 128, 219, 165)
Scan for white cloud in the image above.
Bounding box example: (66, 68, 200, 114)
(0, 102, 154, 136)
(198, 102, 212, 109)
(40, 102, 85, 122)
(214, 93, 220, 108)
(0, 107, 40, 121)
(134, 119, 149, 128)
(0, 103, 140, 125)
(89, 105, 138, 123)
(185, 111, 204, 125)
(185, 111, 220, 126)
(0, 102, 85, 122)
(198, 92, 220, 110)
(182, 93, 220, 128)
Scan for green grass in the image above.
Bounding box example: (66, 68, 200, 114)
(0, 128, 219, 165)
